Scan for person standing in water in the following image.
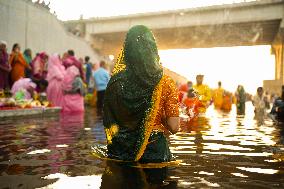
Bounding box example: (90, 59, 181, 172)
(212, 81, 224, 109)
(193, 75, 211, 114)
(103, 25, 180, 163)
(235, 85, 246, 115)
(93, 60, 110, 113)
(252, 87, 269, 116)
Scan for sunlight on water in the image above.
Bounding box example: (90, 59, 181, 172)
(231, 172, 248, 178)
(159, 46, 274, 94)
(27, 149, 51, 155)
(0, 107, 283, 188)
(236, 167, 279, 174)
(40, 173, 102, 189)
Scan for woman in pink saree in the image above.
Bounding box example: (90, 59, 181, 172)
(62, 66, 85, 112)
(11, 78, 36, 100)
(32, 52, 48, 80)
(46, 55, 66, 107)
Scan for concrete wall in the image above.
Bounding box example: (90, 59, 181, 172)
(263, 79, 282, 96)
(0, 0, 100, 62)
(163, 67, 187, 85)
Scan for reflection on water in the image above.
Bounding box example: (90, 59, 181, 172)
(0, 103, 284, 188)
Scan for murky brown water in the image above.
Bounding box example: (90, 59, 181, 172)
(0, 103, 283, 188)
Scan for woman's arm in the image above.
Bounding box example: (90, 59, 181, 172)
(164, 117, 180, 134)
(163, 76, 180, 134)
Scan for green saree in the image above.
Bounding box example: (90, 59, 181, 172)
(103, 25, 172, 163)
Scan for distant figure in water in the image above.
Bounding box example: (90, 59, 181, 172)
(252, 87, 269, 117)
(235, 85, 246, 115)
(62, 50, 85, 81)
(62, 66, 85, 112)
(270, 86, 284, 120)
(178, 81, 193, 102)
(46, 54, 66, 107)
(93, 60, 110, 113)
(193, 74, 211, 113)
(182, 89, 203, 120)
(103, 25, 180, 163)
(212, 81, 224, 109)
(221, 91, 233, 112)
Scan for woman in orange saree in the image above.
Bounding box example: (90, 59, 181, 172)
(9, 43, 30, 84)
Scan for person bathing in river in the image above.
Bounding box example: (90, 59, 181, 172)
(193, 75, 211, 114)
(46, 54, 66, 107)
(182, 89, 204, 120)
(212, 81, 224, 109)
(62, 66, 85, 112)
(252, 87, 269, 118)
(103, 25, 180, 163)
(235, 85, 246, 115)
(270, 86, 284, 120)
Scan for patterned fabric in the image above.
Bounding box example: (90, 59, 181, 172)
(235, 86, 246, 114)
(103, 25, 179, 162)
(193, 84, 211, 113)
(9, 52, 29, 84)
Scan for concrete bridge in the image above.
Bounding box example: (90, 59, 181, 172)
(65, 0, 284, 93)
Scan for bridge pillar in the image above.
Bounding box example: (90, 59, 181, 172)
(273, 39, 284, 82)
(266, 25, 284, 95)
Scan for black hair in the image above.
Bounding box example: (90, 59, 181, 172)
(12, 43, 19, 51)
(67, 50, 75, 56)
(85, 56, 90, 62)
(187, 89, 196, 98)
(257, 87, 263, 92)
(39, 79, 49, 88)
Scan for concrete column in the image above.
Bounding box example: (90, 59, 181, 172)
(272, 40, 284, 82)
(265, 21, 284, 95)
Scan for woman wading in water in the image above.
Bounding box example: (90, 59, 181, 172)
(103, 25, 180, 163)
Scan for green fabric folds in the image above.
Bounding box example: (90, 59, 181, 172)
(103, 25, 164, 162)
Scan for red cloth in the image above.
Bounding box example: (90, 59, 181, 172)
(183, 97, 203, 118)
(179, 83, 188, 92)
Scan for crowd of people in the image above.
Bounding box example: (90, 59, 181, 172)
(0, 40, 110, 113)
(2, 24, 284, 165)
(178, 75, 284, 123)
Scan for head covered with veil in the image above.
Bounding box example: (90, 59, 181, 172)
(103, 25, 166, 161)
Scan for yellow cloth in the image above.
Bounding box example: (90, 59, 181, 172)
(193, 84, 211, 113)
(213, 88, 224, 109)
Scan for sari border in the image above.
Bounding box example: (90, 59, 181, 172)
(134, 74, 165, 161)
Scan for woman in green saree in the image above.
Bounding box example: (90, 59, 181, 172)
(235, 85, 246, 115)
(103, 25, 180, 163)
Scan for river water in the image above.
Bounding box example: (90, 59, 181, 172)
(0, 103, 283, 188)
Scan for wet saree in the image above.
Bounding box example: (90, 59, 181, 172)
(103, 25, 179, 163)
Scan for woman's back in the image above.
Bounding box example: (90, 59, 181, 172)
(103, 25, 180, 163)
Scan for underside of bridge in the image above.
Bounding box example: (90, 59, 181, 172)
(91, 20, 282, 56)
(64, 0, 284, 94)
